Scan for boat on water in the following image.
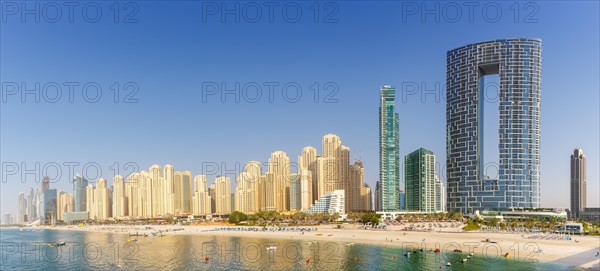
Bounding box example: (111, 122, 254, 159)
(504, 253, 510, 258)
(461, 258, 468, 263)
(48, 241, 66, 247)
(446, 262, 452, 266)
(127, 239, 137, 243)
(404, 252, 411, 257)
(345, 243, 355, 246)
(434, 249, 441, 253)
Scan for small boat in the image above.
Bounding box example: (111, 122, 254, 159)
(453, 249, 462, 253)
(469, 252, 474, 256)
(345, 243, 355, 246)
(446, 262, 452, 266)
(467, 255, 471, 259)
(504, 253, 510, 258)
(404, 252, 411, 257)
(48, 242, 66, 247)
(266, 245, 277, 250)
(461, 258, 468, 263)
(127, 239, 137, 243)
(434, 249, 441, 253)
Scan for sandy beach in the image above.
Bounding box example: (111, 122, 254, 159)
(32, 223, 599, 270)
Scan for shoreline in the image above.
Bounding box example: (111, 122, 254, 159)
(10, 224, 600, 269)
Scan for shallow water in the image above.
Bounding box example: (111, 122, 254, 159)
(0, 229, 579, 270)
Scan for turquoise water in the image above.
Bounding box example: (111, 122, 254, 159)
(0, 229, 578, 270)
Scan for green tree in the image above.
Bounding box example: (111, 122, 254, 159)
(228, 211, 248, 224)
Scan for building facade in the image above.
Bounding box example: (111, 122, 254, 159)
(379, 85, 400, 211)
(446, 38, 542, 212)
(570, 148, 586, 218)
(405, 148, 436, 212)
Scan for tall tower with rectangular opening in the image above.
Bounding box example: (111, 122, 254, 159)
(446, 38, 542, 213)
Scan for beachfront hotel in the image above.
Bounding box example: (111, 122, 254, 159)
(379, 85, 401, 212)
(446, 38, 542, 213)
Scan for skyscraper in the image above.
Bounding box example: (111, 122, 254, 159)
(320, 134, 343, 196)
(299, 169, 313, 211)
(268, 151, 290, 211)
(570, 148, 586, 218)
(17, 192, 25, 223)
(349, 161, 365, 212)
(72, 174, 88, 212)
(113, 175, 126, 218)
(289, 173, 301, 211)
(192, 175, 211, 215)
(299, 146, 318, 202)
(446, 38, 542, 212)
(405, 148, 436, 212)
(379, 85, 400, 211)
(244, 161, 261, 213)
(434, 176, 446, 212)
(164, 164, 175, 215)
(215, 176, 232, 214)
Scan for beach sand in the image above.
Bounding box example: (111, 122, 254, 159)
(38, 224, 600, 269)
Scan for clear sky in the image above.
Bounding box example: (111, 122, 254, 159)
(1, 1, 599, 216)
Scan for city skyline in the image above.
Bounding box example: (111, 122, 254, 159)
(2, 2, 599, 217)
(9, 133, 373, 223)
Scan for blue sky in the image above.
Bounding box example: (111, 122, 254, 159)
(1, 1, 599, 216)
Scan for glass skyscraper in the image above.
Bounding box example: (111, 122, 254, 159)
(379, 85, 400, 211)
(405, 148, 436, 213)
(446, 38, 542, 213)
(73, 175, 88, 212)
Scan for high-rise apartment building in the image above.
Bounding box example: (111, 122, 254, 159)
(299, 146, 318, 203)
(268, 151, 290, 211)
(299, 169, 313, 211)
(192, 175, 212, 215)
(112, 175, 126, 218)
(215, 176, 232, 214)
(379, 85, 400, 211)
(244, 161, 261, 213)
(72, 174, 88, 212)
(446, 38, 542, 212)
(405, 148, 436, 212)
(290, 173, 301, 211)
(435, 176, 446, 212)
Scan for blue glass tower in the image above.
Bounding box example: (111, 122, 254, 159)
(446, 38, 542, 213)
(379, 85, 400, 211)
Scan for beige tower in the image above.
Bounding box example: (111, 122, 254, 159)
(113, 175, 126, 218)
(95, 178, 110, 220)
(215, 176, 232, 214)
(234, 172, 250, 212)
(299, 146, 318, 202)
(125, 173, 138, 218)
(86, 184, 95, 219)
(319, 134, 344, 197)
(341, 145, 350, 212)
(193, 175, 212, 215)
(244, 161, 262, 213)
(150, 165, 163, 216)
(268, 151, 290, 211)
(262, 172, 276, 211)
(164, 164, 175, 215)
(174, 171, 192, 214)
(299, 169, 313, 211)
(57, 191, 73, 221)
(349, 161, 365, 212)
